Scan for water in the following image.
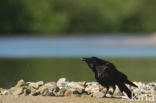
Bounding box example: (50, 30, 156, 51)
(0, 35, 156, 88)
(0, 35, 156, 58)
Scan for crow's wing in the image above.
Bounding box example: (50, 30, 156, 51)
(95, 65, 127, 82)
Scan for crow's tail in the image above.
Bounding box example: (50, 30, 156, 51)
(117, 83, 133, 99)
(125, 80, 138, 87)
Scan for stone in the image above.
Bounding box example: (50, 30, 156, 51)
(74, 81, 86, 87)
(0, 88, 7, 95)
(23, 89, 31, 96)
(1, 90, 8, 95)
(92, 91, 104, 98)
(67, 82, 84, 93)
(146, 82, 156, 91)
(27, 81, 44, 89)
(85, 82, 100, 94)
(12, 88, 23, 95)
(64, 90, 71, 96)
(15, 80, 25, 87)
(0, 78, 155, 98)
(24, 86, 39, 96)
(71, 91, 81, 97)
(29, 91, 40, 96)
(57, 88, 66, 96)
(41, 88, 50, 96)
(57, 78, 69, 88)
(44, 82, 57, 90)
(0, 88, 3, 94)
(38, 82, 58, 96)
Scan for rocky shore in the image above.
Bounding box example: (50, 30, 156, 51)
(0, 78, 156, 99)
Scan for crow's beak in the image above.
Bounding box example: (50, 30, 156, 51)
(81, 58, 86, 61)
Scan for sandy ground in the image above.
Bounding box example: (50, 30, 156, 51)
(0, 96, 155, 103)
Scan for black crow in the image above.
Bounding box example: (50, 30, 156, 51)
(82, 57, 137, 99)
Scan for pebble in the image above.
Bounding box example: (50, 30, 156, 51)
(12, 88, 23, 95)
(67, 82, 84, 93)
(57, 78, 69, 88)
(57, 88, 66, 96)
(64, 90, 71, 96)
(0, 78, 156, 98)
(27, 81, 44, 89)
(93, 91, 104, 98)
(15, 80, 25, 87)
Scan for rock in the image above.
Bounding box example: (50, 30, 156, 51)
(40, 88, 50, 96)
(23, 89, 31, 96)
(67, 82, 84, 93)
(64, 90, 71, 96)
(29, 91, 40, 96)
(85, 82, 100, 94)
(0, 88, 3, 94)
(2, 90, 7, 95)
(12, 88, 23, 95)
(57, 78, 69, 88)
(71, 91, 81, 97)
(27, 81, 44, 89)
(44, 82, 57, 90)
(1, 78, 156, 98)
(57, 88, 66, 96)
(147, 82, 156, 91)
(15, 80, 25, 87)
(6, 87, 24, 95)
(38, 86, 51, 96)
(135, 82, 145, 88)
(24, 86, 39, 96)
(0, 88, 7, 95)
(38, 82, 58, 96)
(93, 91, 104, 98)
(74, 81, 86, 87)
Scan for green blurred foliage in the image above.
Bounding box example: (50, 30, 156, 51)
(0, 0, 156, 34)
(0, 57, 156, 88)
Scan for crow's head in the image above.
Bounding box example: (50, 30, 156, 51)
(82, 57, 105, 68)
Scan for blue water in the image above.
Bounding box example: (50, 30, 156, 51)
(0, 35, 156, 58)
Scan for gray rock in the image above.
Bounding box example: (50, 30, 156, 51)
(85, 82, 100, 94)
(74, 81, 86, 87)
(15, 80, 25, 87)
(38, 82, 59, 96)
(1, 89, 7, 95)
(64, 90, 71, 96)
(23, 89, 31, 96)
(0, 88, 3, 95)
(67, 82, 84, 93)
(29, 91, 40, 96)
(27, 81, 44, 89)
(57, 88, 66, 96)
(1, 78, 156, 98)
(93, 91, 104, 98)
(12, 88, 23, 95)
(24, 86, 39, 96)
(57, 78, 69, 88)
(40, 88, 50, 96)
(44, 82, 57, 90)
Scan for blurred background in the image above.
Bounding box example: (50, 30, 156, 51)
(0, 0, 156, 88)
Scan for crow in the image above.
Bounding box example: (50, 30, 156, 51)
(82, 57, 138, 99)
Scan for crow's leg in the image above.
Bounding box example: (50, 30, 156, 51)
(104, 86, 109, 97)
(111, 85, 116, 97)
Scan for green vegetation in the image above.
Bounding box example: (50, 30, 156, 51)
(1, 0, 156, 34)
(0, 57, 156, 88)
